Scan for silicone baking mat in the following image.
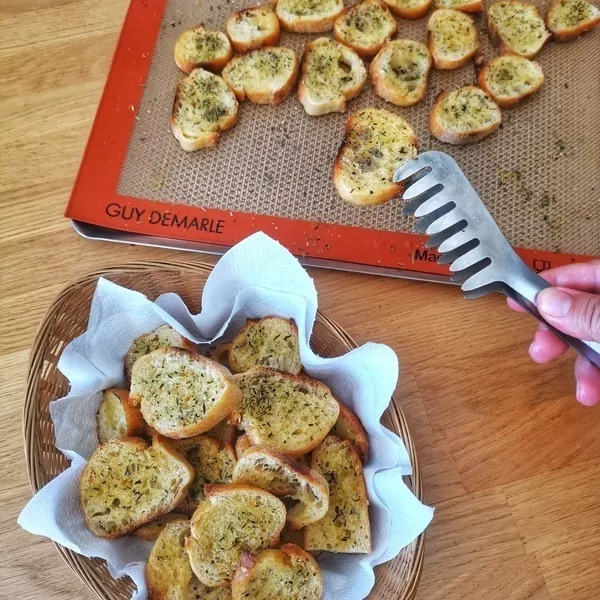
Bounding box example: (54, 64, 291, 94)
(66, 0, 600, 277)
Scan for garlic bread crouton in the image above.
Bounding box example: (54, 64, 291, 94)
(231, 545, 323, 600)
(332, 402, 370, 462)
(186, 484, 286, 587)
(488, 1, 550, 57)
(229, 316, 302, 375)
(430, 85, 502, 144)
(226, 6, 281, 52)
(298, 37, 367, 116)
(276, 0, 344, 32)
(333, 0, 398, 58)
(434, 0, 482, 12)
(97, 389, 145, 444)
(383, 0, 433, 19)
(130, 348, 241, 439)
(125, 325, 197, 381)
(171, 68, 238, 151)
(235, 433, 254, 459)
(173, 435, 237, 513)
(427, 9, 479, 69)
(547, 0, 600, 40)
(80, 436, 194, 539)
(304, 436, 371, 553)
(370, 39, 432, 106)
(222, 47, 299, 104)
(174, 25, 232, 73)
(332, 107, 418, 205)
(232, 447, 329, 528)
(205, 418, 237, 445)
(134, 512, 188, 541)
(233, 367, 340, 457)
(477, 54, 544, 108)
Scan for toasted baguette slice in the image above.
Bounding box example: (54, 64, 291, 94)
(430, 86, 502, 144)
(125, 325, 196, 381)
(130, 348, 241, 439)
(134, 512, 188, 541)
(232, 447, 329, 528)
(547, 0, 600, 40)
(383, 0, 433, 19)
(332, 403, 370, 462)
(298, 38, 366, 116)
(186, 484, 286, 587)
(97, 389, 145, 444)
(477, 54, 544, 108)
(147, 519, 193, 600)
(231, 545, 323, 600)
(333, 107, 418, 205)
(174, 25, 232, 73)
(173, 435, 237, 513)
(427, 9, 479, 69)
(206, 418, 237, 445)
(304, 436, 371, 553)
(233, 367, 340, 457)
(370, 39, 432, 107)
(171, 68, 238, 152)
(222, 47, 299, 104)
(229, 316, 302, 374)
(276, 0, 344, 32)
(80, 435, 194, 539)
(209, 342, 233, 369)
(333, 0, 398, 58)
(235, 434, 254, 459)
(488, 1, 550, 57)
(146, 520, 231, 599)
(226, 6, 281, 52)
(434, 0, 482, 11)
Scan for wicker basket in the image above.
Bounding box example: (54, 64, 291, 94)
(23, 261, 425, 600)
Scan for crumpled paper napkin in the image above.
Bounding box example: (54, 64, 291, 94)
(19, 232, 433, 600)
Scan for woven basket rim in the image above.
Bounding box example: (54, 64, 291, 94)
(23, 260, 425, 599)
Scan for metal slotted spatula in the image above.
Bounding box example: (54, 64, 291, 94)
(393, 151, 600, 369)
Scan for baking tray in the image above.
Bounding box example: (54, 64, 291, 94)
(65, 0, 600, 280)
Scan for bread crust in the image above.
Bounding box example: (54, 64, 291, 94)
(333, 0, 398, 59)
(226, 6, 281, 52)
(130, 347, 241, 439)
(297, 37, 366, 116)
(333, 402, 370, 462)
(222, 48, 299, 105)
(427, 9, 479, 69)
(134, 512, 188, 541)
(547, 0, 600, 40)
(429, 87, 502, 144)
(171, 69, 238, 152)
(383, 0, 433, 19)
(97, 388, 146, 443)
(487, 1, 550, 57)
(370, 39, 432, 107)
(276, 0, 344, 32)
(80, 435, 194, 539)
(235, 433, 253, 459)
(231, 544, 323, 600)
(174, 25, 232, 74)
(477, 55, 544, 108)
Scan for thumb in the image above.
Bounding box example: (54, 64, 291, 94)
(537, 287, 600, 342)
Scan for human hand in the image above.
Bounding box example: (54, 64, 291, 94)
(507, 260, 600, 406)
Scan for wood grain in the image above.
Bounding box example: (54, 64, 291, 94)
(1, 1, 599, 599)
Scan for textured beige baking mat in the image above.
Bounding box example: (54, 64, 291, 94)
(117, 0, 600, 256)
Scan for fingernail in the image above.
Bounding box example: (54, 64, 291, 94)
(537, 288, 572, 318)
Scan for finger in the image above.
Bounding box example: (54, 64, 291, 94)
(528, 325, 569, 363)
(574, 355, 600, 406)
(507, 297, 526, 313)
(537, 260, 600, 293)
(537, 287, 600, 342)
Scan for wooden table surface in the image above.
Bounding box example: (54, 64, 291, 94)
(1, 1, 599, 599)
